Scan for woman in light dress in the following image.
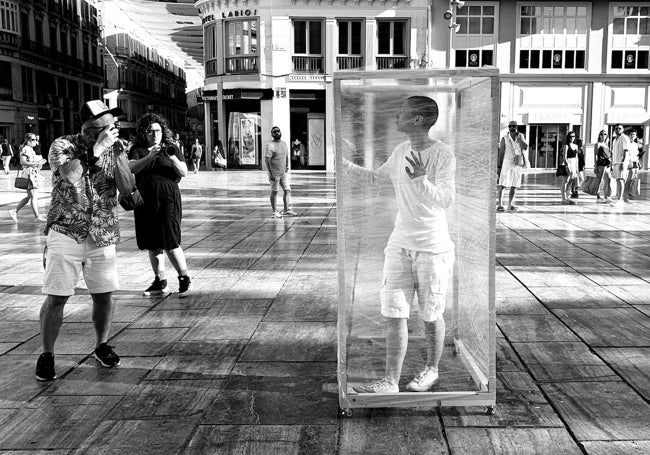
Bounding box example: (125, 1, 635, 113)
(9, 133, 46, 222)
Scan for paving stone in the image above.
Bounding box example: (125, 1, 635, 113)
(581, 441, 650, 455)
(202, 376, 338, 425)
(497, 314, 580, 342)
(0, 396, 121, 450)
(339, 408, 447, 455)
(594, 347, 650, 401)
(511, 342, 619, 382)
(445, 427, 582, 455)
(541, 381, 650, 441)
(75, 419, 197, 455)
(185, 424, 339, 455)
(551, 308, 650, 347)
(528, 285, 628, 309)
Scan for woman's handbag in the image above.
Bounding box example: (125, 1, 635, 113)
(514, 153, 525, 166)
(14, 169, 29, 189)
(556, 164, 569, 177)
(118, 188, 144, 211)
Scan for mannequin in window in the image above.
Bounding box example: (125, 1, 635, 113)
(291, 139, 305, 169)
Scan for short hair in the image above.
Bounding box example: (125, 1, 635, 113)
(404, 96, 439, 128)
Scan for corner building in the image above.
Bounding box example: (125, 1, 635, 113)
(194, 0, 431, 171)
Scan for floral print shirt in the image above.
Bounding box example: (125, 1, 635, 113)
(45, 134, 121, 247)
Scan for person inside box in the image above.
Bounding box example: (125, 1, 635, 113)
(343, 96, 456, 393)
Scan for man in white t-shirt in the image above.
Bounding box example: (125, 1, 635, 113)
(610, 124, 630, 206)
(264, 126, 297, 218)
(345, 96, 456, 394)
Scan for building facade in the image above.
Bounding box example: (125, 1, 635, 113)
(0, 0, 103, 156)
(196, 0, 650, 171)
(469, 1, 650, 169)
(195, 0, 431, 170)
(103, 33, 188, 135)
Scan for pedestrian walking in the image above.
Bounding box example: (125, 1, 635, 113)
(190, 138, 202, 173)
(610, 124, 631, 207)
(497, 120, 529, 211)
(1, 138, 11, 174)
(128, 113, 192, 298)
(8, 133, 47, 222)
(559, 132, 579, 205)
(36, 100, 132, 381)
(264, 126, 297, 218)
(594, 130, 612, 203)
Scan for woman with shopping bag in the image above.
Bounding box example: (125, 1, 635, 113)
(8, 133, 47, 222)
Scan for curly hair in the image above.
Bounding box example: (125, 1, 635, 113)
(133, 113, 174, 149)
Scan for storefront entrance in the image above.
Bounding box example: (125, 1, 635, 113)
(528, 124, 569, 169)
(225, 99, 262, 169)
(290, 90, 326, 170)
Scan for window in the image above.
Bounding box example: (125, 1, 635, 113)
(518, 4, 588, 70)
(225, 18, 258, 74)
(60, 30, 67, 55)
(19, 11, 27, 40)
(50, 25, 57, 51)
(21, 66, 34, 103)
(337, 19, 364, 70)
(454, 3, 497, 67)
(611, 5, 650, 69)
(376, 19, 408, 69)
(293, 19, 323, 73)
(34, 18, 43, 45)
(204, 22, 217, 75)
(0, 1, 18, 34)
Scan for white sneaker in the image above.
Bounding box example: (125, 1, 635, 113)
(282, 209, 297, 216)
(8, 209, 17, 222)
(353, 377, 399, 393)
(406, 367, 439, 392)
(271, 211, 283, 218)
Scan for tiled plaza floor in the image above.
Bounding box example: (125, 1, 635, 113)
(0, 168, 648, 454)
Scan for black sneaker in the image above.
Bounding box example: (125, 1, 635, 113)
(93, 343, 121, 368)
(178, 275, 192, 298)
(35, 352, 57, 381)
(143, 277, 169, 296)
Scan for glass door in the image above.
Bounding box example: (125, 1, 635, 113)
(528, 124, 568, 169)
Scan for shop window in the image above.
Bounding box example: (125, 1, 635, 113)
(337, 19, 364, 70)
(453, 3, 497, 68)
(376, 19, 409, 69)
(293, 19, 324, 73)
(518, 4, 588, 69)
(225, 18, 259, 74)
(528, 124, 569, 169)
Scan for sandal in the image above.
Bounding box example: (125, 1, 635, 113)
(496, 205, 505, 212)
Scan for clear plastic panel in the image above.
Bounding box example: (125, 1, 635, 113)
(335, 70, 497, 409)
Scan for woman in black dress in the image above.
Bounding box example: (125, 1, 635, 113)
(128, 113, 191, 297)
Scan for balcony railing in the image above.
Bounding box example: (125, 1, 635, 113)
(0, 31, 17, 48)
(205, 59, 218, 77)
(225, 56, 258, 74)
(376, 56, 409, 69)
(292, 56, 324, 73)
(337, 56, 364, 70)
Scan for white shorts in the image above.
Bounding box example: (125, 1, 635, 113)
(42, 230, 119, 296)
(381, 245, 455, 322)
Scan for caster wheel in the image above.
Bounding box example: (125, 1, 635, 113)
(485, 405, 495, 416)
(338, 407, 353, 418)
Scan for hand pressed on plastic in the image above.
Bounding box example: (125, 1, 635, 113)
(405, 150, 428, 179)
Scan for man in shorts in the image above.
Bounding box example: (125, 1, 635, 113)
(36, 100, 133, 381)
(264, 126, 297, 218)
(345, 96, 456, 393)
(610, 124, 630, 207)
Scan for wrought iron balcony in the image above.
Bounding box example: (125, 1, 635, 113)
(336, 56, 364, 70)
(225, 56, 258, 74)
(292, 56, 324, 73)
(376, 56, 409, 69)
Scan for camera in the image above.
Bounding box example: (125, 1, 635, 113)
(164, 144, 178, 156)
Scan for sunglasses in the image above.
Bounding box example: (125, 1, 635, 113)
(508, 125, 517, 129)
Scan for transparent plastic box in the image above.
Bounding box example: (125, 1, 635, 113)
(334, 69, 498, 412)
